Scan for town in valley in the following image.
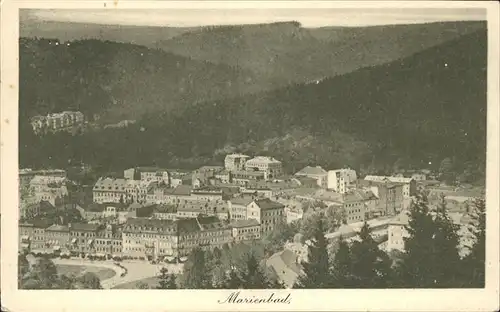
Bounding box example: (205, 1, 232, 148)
(16, 9, 487, 290)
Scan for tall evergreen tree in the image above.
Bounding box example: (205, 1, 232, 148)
(157, 267, 178, 289)
(433, 196, 463, 287)
(181, 248, 212, 289)
(396, 192, 462, 287)
(463, 198, 486, 287)
(240, 253, 271, 289)
(350, 222, 392, 288)
(294, 218, 330, 288)
(224, 267, 243, 289)
(329, 236, 354, 288)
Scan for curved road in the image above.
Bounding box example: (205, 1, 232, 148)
(53, 258, 183, 289)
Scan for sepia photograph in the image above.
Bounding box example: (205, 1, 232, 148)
(1, 1, 499, 312)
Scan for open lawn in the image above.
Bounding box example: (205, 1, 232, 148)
(56, 264, 117, 281)
(112, 276, 160, 289)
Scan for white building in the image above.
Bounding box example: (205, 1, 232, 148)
(386, 211, 410, 251)
(224, 154, 250, 172)
(124, 167, 170, 185)
(327, 169, 357, 194)
(29, 175, 66, 193)
(364, 175, 416, 198)
(93, 178, 153, 204)
(30, 111, 84, 134)
(294, 166, 328, 188)
(245, 156, 283, 180)
(387, 211, 476, 258)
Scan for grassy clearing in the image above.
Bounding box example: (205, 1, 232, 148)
(56, 264, 117, 281)
(112, 276, 160, 289)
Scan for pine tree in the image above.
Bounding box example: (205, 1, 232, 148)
(396, 192, 462, 287)
(240, 253, 271, 289)
(294, 218, 330, 288)
(463, 198, 486, 287)
(433, 196, 463, 287)
(329, 236, 353, 288)
(181, 248, 212, 289)
(224, 267, 243, 289)
(157, 267, 178, 289)
(349, 222, 392, 288)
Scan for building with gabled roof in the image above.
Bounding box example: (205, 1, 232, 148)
(266, 249, 303, 288)
(364, 175, 416, 198)
(247, 198, 286, 235)
(245, 156, 283, 180)
(224, 154, 250, 172)
(230, 219, 261, 242)
(294, 166, 328, 188)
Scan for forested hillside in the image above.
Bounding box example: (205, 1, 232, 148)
(157, 21, 485, 86)
(19, 38, 264, 122)
(20, 30, 487, 183)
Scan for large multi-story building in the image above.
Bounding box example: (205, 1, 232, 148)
(152, 204, 178, 220)
(68, 223, 100, 255)
(364, 175, 416, 198)
(122, 218, 178, 260)
(19, 169, 66, 188)
(19, 220, 52, 251)
(245, 156, 283, 180)
(30, 111, 84, 135)
(178, 216, 232, 256)
(365, 181, 405, 216)
(227, 195, 257, 221)
(29, 175, 67, 193)
(44, 224, 71, 253)
(294, 166, 328, 188)
(95, 224, 123, 256)
(230, 219, 261, 242)
(93, 178, 129, 203)
(145, 185, 193, 205)
(190, 186, 225, 201)
(93, 178, 153, 204)
(247, 198, 286, 235)
(124, 167, 170, 185)
(224, 154, 250, 172)
(338, 191, 367, 224)
(230, 170, 266, 186)
(327, 169, 357, 194)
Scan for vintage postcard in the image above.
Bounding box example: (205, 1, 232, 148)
(1, 1, 499, 312)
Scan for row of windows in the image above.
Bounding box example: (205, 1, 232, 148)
(263, 210, 283, 216)
(347, 215, 363, 221)
(71, 232, 96, 237)
(237, 227, 259, 234)
(95, 247, 122, 252)
(95, 240, 121, 245)
(345, 203, 361, 208)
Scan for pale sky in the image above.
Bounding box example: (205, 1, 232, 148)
(22, 8, 486, 28)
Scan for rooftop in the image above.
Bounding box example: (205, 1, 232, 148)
(153, 204, 178, 214)
(46, 224, 69, 232)
(230, 195, 257, 206)
(246, 156, 282, 164)
(364, 175, 414, 184)
(254, 198, 285, 210)
(124, 218, 176, 233)
(295, 166, 327, 176)
(70, 223, 100, 232)
(230, 219, 260, 228)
